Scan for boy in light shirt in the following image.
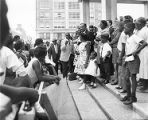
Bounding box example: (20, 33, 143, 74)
(99, 34, 112, 84)
(122, 22, 147, 105)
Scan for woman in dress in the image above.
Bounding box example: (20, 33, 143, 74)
(74, 34, 91, 90)
(135, 17, 148, 92)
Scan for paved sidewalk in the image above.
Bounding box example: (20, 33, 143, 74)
(102, 82, 148, 119)
(44, 77, 81, 120)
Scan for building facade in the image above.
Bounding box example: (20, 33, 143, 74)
(36, 0, 101, 41)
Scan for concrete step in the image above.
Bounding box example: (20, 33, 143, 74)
(103, 83, 148, 119)
(67, 80, 108, 120)
(43, 78, 81, 120)
(87, 83, 144, 120)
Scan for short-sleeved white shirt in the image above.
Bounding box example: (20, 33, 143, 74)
(0, 46, 27, 84)
(117, 32, 128, 51)
(135, 26, 148, 43)
(60, 39, 72, 62)
(125, 34, 142, 55)
(100, 43, 112, 58)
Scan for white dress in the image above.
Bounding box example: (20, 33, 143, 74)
(135, 27, 148, 80)
(74, 42, 88, 74)
(85, 59, 100, 77)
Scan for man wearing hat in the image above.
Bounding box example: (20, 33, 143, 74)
(48, 38, 61, 74)
(34, 38, 44, 48)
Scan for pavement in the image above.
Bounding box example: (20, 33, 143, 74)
(68, 79, 145, 120)
(43, 77, 81, 120)
(67, 80, 108, 120)
(104, 82, 148, 119)
(42, 74, 148, 120)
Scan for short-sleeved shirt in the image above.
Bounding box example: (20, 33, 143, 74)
(117, 32, 128, 52)
(125, 34, 142, 56)
(60, 39, 73, 62)
(135, 26, 148, 43)
(100, 43, 112, 58)
(0, 46, 27, 84)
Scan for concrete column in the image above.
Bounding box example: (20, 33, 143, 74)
(111, 0, 117, 21)
(144, 2, 148, 18)
(50, 32, 54, 42)
(65, 0, 69, 29)
(101, 0, 117, 20)
(80, 0, 90, 25)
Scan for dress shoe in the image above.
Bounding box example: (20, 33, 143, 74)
(123, 97, 137, 105)
(132, 96, 137, 102)
(123, 99, 133, 105)
(120, 96, 129, 101)
(138, 86, 147, 91)
(91, 83, 97, 88)
(137, 82, 143, 86)
(90, 82, 94, 86)
(115, 86, 122, 89)
(78, 80, 83, 84)
(120, 90, 127, 93)
(137, 87, 148, 93)
(104, 80, 109, 84)
(78, 83, 86, 90)
(111, 81, 118, 85)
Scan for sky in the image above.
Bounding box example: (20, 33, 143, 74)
(117, 3, 144, 20)
(6, 0, 145, 41)
(6, 0, 36, 40)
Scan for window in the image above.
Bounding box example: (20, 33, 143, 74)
(39, 19, 44, 28)
(69, 12, 80, 19)
(40, 10, 50, 18)
(54, 21, 65, 29)
(54, 2, 65, 9)
(39, 33, 44, 39)
(68, 2, 79, 9)
(39, 0, 49, 9)
(39, 19, 50, 28)
(46, 33, 50, 39)
(69, 21, 80, 28)
(54, 26, 65, 29)
(54, 12, 65, 20)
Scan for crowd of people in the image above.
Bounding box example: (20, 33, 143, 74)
(68, 16, 148, 105)
(53, 16, 148, 105)
(0, 0, 148, 119)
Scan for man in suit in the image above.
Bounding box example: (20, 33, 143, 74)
(48, 38, 61, 74)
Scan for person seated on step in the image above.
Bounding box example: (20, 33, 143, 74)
(26, 45, 61, 88)
(0, 1, 39, 118)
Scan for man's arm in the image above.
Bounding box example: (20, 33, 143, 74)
(32, 60, 60, 84)
(110, 32, 121, 45)
(0, 85, 39, 105)
(103, 51, 111, 61)
(48, 45, 52, 59)
(85, 42, 91, 68)
(117, 43, 125, 65)
(61, 40, 67, 51)
(132, 40, 147, 56)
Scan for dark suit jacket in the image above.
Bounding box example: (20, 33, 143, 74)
(48, 43, 61, 63)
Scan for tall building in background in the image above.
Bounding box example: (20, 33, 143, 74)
(36, 0, 101, 41)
